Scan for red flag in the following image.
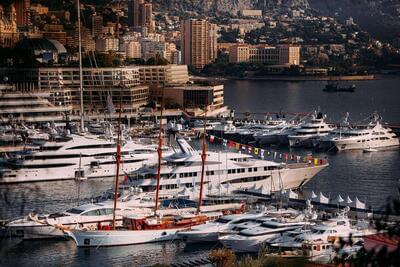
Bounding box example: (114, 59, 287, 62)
(123, 174, 129, 183)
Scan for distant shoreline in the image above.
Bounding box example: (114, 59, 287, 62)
(192, 74, 377, 82)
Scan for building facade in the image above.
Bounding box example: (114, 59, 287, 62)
(229, 44, 301, 65)
(15, 0, 30, 27)
(164, 84, 224, 111)
(0, 5, 19, 48)
(181, 19, 217, 69)
(0, 67, 149, 116)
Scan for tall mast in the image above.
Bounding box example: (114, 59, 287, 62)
(111, 90, 123, 230)
(197, 104, 207, 214)
(77, 0, 84, 133)
(154, 91, 164, 215)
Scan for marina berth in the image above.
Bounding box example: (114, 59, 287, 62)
(0, 134, 172, 183)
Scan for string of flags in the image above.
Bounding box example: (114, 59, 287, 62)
(206, 134, 326, 165)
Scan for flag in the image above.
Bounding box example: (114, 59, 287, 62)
(235, 143, 240, 150)
(254, 148, 259, 155)
(123, 173, 129, 183)
(273, 152, 277, 160)
(314, 158, 319, 165)
(279, 153, 282, 159)
(228, 141, 234, 148)
(210, 135, 215, 143)
(296, 156, 301, 163)
(284, 153, 288, 161)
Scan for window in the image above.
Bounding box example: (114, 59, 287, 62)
(248, 168, 252, 172)
(66, 208, 84, 214)
(82, 209, 101, 216)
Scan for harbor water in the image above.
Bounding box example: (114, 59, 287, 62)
(1, 76, 400, 266)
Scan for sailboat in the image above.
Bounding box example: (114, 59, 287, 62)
(65, 91, 212, 247)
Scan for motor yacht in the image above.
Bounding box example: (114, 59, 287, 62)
(127, 138, 328, 198)
(288, 112, 335, 148)
(177, 212, 264, 243)
(219, 219, 309, 253)
(5, 200, 153, 240)
(0, 134, 172, 183)
(331, 117, 399, 151)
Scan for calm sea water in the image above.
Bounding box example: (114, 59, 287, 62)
(1, 76, 400, 266)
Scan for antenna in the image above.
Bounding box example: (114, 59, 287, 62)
(77, 0, 85, 133)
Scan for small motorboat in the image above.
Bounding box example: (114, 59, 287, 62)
(363, 148, 378, 153)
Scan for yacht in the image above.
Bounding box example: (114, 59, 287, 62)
(219, 219, 309, 253)
(331, 119, 399, 151)
(209, 120, 237, 137)
(177, 211, 266, 243)
(288, 112, 335, 148)
(5, 200, 153, 240)
(0, 134, 172, 183)
(127, 138, 328, 198)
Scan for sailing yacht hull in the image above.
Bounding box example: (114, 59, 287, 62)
(67, 228, 183, 247)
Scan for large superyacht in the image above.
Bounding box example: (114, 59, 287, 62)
(0, 134, 171, 183)
(127, 137, 328, 198)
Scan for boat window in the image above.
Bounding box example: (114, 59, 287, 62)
(99, 208, 114, 215)
(215, 218, 232, 223)
(337, 221, 346, 225)
(17, 163, 76, 169)
(66, 208, 84, 214)
(81, 209, 101, 216)
(248, 168, 252, 172)
(66, 144, 116, 150)
(223, 175, 269, 184)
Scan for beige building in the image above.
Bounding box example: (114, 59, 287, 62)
(181, 19, 217, 69)
(164, 84, 224, 111)
(74, 25, 95, 52)
(141, 3, 154, 33)
(229, 44, 300, 65)
(42, 24, 67, 45)
(240, 10, 262, 17)
(138, 64, 189, 102)
(91, 14, 103, 38)
(30, 4, 48, 15)
(1, 67, 149, 116)
(0, 5, 19, 48)
(139, 64, 189, 85)
(125, 41, 141, 59)
(95, 37, 119, 52)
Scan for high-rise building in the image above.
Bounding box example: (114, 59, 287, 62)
(91, 14, 103, 38)
(181, 19, 217, 69)
(124, 41, 141, 59)
(141, 3, 154, 33)
(15, 0, 30, 27)
(128, 0, 144, 29)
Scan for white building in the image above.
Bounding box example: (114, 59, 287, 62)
(95, 37, 119, 52)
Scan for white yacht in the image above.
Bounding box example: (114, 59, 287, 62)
(0, 134, 172, 183)
(209, 120, 237, 136)
(331, 119, 399, 151)
(219, 219, 309, 253)
(177, 211, 266, 243)
(127, 138, 328, 198)
(288, 112, 335, 148)
(5, 200, 153, 240)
